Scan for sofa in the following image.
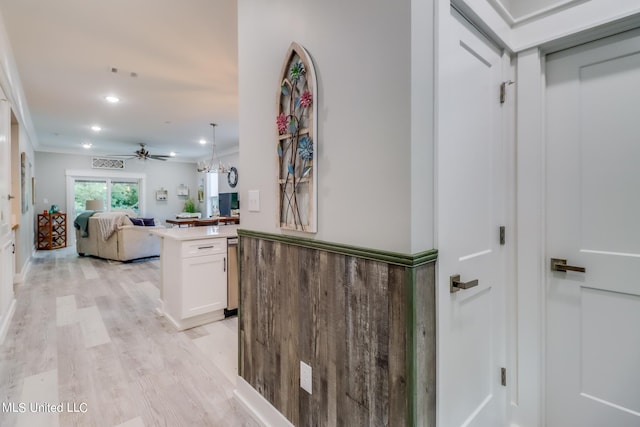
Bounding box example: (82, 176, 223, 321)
(75, 212, 164, 261)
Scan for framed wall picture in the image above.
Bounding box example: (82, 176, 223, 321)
(277, 42, 318, 233)
(177, 184, 189, 196)
(156, 189, 168, 201)
(21, 152, 32, 214)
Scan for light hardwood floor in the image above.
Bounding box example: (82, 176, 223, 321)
(0, 247, 259, 427)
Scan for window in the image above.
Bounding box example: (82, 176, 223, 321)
(66, 170, 145, 218)
(110, 180, 139, 212)
(74, 179, 106, 216)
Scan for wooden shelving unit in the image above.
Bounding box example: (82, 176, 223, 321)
(37, 212, 67, 250)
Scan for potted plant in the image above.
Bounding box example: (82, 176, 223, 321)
(184, 198, 196, 214)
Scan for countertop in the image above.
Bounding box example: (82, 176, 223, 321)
(152, 224, 238, 241)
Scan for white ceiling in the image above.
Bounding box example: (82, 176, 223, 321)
(0, 0, 239, 162)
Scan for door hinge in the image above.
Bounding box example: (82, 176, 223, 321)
(499, 80, 515, 104)
(499, 226, 505, 245)
(501, 367, 507, 386)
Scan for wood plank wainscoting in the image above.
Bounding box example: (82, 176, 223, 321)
(238, 229, 437, 427)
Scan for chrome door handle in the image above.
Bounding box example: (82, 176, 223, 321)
(550, 258, 586, 273)
(450, 275, 479, 293)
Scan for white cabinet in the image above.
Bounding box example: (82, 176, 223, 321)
(159, 236, 228, 330)
(182, 252, 227, 318)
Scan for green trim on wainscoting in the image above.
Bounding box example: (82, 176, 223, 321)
(237, 229, 438, 267)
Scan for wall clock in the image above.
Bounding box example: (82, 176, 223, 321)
(228, 167, 238, 188)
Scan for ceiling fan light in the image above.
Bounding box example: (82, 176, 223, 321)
(105, 95, 120, 103)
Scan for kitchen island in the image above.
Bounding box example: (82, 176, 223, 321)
(153, 225, 238, 330)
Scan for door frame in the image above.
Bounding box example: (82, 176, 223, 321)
(513, 22, 640, 427)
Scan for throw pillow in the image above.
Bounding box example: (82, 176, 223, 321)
(129, 217, 144, 226)
(142, 218, 155, 226)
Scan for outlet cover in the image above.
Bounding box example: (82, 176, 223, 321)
(248, 190, 260, 212)
(300, 361, 312, 395)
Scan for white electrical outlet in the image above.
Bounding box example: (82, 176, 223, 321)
(300, 361, 312, 395)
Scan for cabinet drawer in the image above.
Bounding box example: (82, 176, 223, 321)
(181, 238, 226, 257)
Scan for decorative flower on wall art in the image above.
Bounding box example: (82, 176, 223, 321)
(276, 42, 318, 233)
(277, 113, 288, 135)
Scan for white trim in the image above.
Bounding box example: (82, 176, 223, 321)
(455, 0, 640, 53)
(487, 0, 586, 27)
(512, 47, 546, 427)
(13, 252, 31, 284)
(233, 377, 294, 427)
(502, 50, 518, 425)
(0, 297, 16, 344)
(65, 169, 145, 179)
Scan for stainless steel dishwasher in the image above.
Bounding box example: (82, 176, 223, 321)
(224, 237, 238, 317)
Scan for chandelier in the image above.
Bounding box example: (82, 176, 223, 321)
(197, 123, 229, 173)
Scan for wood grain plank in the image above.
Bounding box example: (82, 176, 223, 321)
(55, 295, 77, 327)
(276, 241, 299, 424)
(368, 259, 390, 426)
(114, 416, 146, 427)
(16, 369, 60, 427)
(415, 263, 436, 427)
(77, 305, 111, 348)
(389, 265, 408, 426)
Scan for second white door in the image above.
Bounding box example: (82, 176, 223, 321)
(545, 28, 640, 427)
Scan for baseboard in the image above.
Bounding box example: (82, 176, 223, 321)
(159, 302, 225, 331)
(0, 298, 16, 345)
(234, 377, 294, 427)
(13, 255, 32, 284)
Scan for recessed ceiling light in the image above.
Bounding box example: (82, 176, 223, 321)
(199, 139, 207, 145)
(91, 125, 101, 132)
(105, 95, 120, 103)
(170, 152, 176, 157)
(82, 142, 92, 149)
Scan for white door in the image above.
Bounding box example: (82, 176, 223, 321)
(437, 10, 508, 427)
(545, 29, 640, 427)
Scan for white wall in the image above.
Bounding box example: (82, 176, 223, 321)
(238, 0, 425, 253)
(216, 151, 239, 195)
(0, 7, 38, 282)
(35, 152, 200, 223)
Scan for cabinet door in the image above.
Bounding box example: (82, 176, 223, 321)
(181, 253, 227, 318)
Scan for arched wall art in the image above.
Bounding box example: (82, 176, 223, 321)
(276, 42, 318, 233)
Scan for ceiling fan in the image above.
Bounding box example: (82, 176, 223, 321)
(111, 143, 171, 161)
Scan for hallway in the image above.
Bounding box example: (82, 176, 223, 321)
(0, 248, 257, 427)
